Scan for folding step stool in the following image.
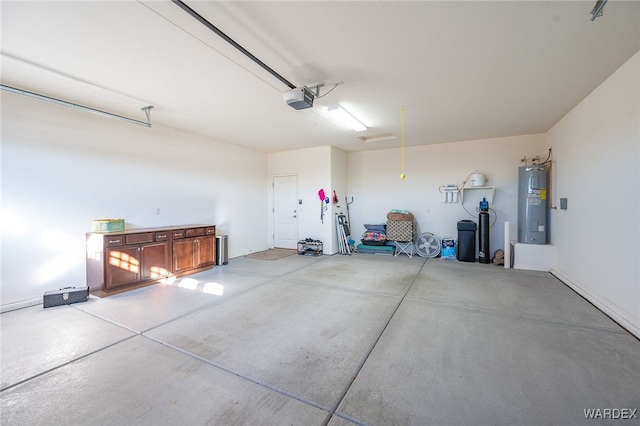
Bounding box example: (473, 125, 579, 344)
(394, 241, 414, 257)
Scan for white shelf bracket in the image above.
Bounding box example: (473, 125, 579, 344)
(460, 186, 495, 204)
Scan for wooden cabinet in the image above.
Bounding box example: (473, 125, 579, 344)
(172, 227, 216, 274)
(102, 231, 171, 291)
(105, 242, 170, 290)
(86, 225, 215, 296)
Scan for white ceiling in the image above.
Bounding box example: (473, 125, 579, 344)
(1, 1, 639, 153)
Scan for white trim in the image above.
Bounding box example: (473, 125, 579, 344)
(550, 269, 640, 339)
(1, 298, 41, 313)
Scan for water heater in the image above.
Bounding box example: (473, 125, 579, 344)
(518, 165, 549, 244)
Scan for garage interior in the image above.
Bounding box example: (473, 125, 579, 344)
(1, 1, 639, 424)
(3, 254, 639, 424)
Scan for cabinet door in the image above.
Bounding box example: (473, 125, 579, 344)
(173, 238, 196, 274)
(105, 246, 141, 289)
(141, 242, 170, 280)
(196, 236, 215, 268)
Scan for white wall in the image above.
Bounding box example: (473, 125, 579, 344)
(267, 146, 341, 254)
(330, 146, 348, 251)
(547, 51, 639, 337)
(3, 52, 638, 341)
(347, 134, 545, 254)
(1, 93, 267, 307)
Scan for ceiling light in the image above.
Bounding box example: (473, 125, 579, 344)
(327, 105, 367, 132)
(358, 133, 395, 143)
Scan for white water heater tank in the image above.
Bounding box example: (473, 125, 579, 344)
(469, 172, 487, 187)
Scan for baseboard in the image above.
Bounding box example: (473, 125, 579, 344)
(0, 297, 42, 313)
(550, 269, 640, 340)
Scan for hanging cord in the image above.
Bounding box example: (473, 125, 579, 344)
(461, 202, 498, 228)
(400, 106, 406, 180)
(477, 206, 498, 228)
(310, 82, 343, 99)
(461, 205, 498, 228)
(456, 170, 480, 191)
(438, 169, 477, 193)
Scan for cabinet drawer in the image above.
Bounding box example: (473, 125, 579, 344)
(105, 235, 124, 247)
(206, 227, 216, 235)
(186, 228, 205, 237)
(173, 230, 185, 239)
(125, 232, 154, 245)
(155, 232, 169, 242)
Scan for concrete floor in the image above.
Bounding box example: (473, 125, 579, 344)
(1, 253, 639, 425)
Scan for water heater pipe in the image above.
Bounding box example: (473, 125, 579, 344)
(549, 161, 556, 209)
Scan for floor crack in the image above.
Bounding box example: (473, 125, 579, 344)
(321, 257, 429, 426)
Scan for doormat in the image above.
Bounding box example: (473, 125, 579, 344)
(244, 249, 297, 261)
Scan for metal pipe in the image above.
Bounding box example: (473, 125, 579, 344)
(1, 84, 152, 127)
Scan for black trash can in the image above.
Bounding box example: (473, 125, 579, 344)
(216, 234, 228, 265)
(457, 220, 477, 262)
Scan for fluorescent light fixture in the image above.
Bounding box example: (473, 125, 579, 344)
(358, 133, 395, 143)
(327, 105, 367, 132)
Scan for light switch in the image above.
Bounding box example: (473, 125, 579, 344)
(560, 198, 568, 210)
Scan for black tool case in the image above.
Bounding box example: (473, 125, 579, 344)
(43, 286, 89, 308)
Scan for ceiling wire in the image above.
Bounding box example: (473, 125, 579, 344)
(312, 82, 343, 99)
(171, 0, 296, 90)
(144, 0, 350, 118)
(143, 0, 357, 139)
(134, 2, 273, 90)
(1, 52, 151, 106)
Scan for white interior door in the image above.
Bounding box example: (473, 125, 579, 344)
(273, 175, 298, 249)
